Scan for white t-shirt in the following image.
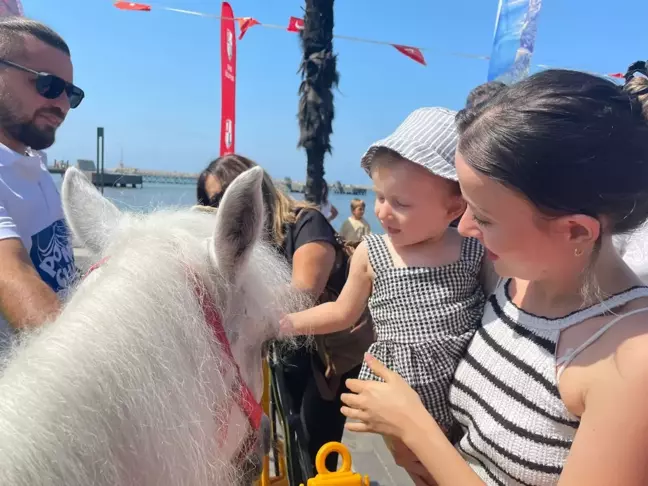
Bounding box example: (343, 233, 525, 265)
(0, 144, 76, 351)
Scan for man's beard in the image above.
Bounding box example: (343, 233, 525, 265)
(0, 104, 62, 151)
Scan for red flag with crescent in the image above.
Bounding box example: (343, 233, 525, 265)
(392, 45, 426, 66)
(238, 17, 260, 40)
(287, 16, 304, 33)
(114, 1, 151, 11)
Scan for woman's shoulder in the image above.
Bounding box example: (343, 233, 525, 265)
(561, 295, 648, 415)
(290, 207, 337, 248)
(605, 297, 648, 370)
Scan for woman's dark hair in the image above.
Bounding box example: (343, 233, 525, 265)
(456, 68, 648, 236)
(196, 171, 210, 206)
(465, 81, 507, 109)
(196, 153, 314, 245)
(197, 154, 258, 207)
(321, 179, 329, 204)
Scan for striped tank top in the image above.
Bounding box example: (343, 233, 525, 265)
(449, 278, 648, 485)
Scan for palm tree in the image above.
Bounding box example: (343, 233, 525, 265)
(297, 0, 338, 205)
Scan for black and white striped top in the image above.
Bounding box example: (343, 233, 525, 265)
(449, 279, 648, 485)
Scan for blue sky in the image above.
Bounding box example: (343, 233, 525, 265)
(25, 0, 648, 185)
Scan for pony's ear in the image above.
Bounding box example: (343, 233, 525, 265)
(211, 166, 264, 285)
(61, 167, 122, 255)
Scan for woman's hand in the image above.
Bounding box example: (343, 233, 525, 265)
(340, 354, 434, 440)
(343, 354, 484, 486)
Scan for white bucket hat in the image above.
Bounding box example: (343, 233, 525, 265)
(360, 107, 459, 181)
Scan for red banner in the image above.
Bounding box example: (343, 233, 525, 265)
(220, 2, 236, 156)
(287, 16, 304, 33)
(393, 45, 426, 66)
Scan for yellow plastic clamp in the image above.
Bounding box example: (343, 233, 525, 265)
(300, 442, 370, 486)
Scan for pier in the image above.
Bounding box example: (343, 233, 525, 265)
(49, 165, 142, 188)
(49, 161, 370, 195)
(276, 177, 368, 196)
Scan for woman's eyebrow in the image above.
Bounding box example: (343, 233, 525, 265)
(463, 194, 494, 217)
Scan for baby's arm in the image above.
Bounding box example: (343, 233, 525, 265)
(281, 241, 373, 336)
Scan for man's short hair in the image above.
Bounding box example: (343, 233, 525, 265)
(0, 17, 69, 60)
(465, 81, 506, 109)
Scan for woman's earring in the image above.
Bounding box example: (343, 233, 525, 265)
(574, 248, 584, 257)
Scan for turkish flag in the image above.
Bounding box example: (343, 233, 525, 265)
(114, 1, 151, 11)
(608, 72, 625, 79)
(238, 17, 260, 40)
(287, 16, 304, 33)
(393, 45, 426, 66)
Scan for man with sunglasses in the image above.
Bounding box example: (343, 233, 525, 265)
(0, 17, 84, 353)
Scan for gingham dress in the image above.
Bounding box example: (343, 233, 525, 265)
(359, 233, 485, 431)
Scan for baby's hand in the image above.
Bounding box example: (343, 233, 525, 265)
(279, 314, 297, 337)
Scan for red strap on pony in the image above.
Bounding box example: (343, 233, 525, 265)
(83, 256, 110, 279)
(84, 257, 262, 432)
(194, 281, 263, 431)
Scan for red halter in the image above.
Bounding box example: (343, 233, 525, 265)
(83, 258, 263, 458)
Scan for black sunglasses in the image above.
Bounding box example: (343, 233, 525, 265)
(0, 59, 85, 109)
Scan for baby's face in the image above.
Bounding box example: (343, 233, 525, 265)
(372, 159, 465, 247)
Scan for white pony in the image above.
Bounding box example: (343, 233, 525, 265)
(0, 166, 305, 485)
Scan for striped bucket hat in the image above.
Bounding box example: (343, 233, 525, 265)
(360, 107, 459, 181)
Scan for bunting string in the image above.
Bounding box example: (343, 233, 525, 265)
(113, 1, 628, 79)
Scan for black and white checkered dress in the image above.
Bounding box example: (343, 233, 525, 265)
(359, 233, 485, 432)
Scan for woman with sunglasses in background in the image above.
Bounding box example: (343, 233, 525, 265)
(197, 154, 370, 481)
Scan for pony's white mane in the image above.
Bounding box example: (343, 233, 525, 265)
(0, 167, 307, 486)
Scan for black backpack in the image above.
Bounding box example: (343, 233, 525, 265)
(287, 209, 375, 399)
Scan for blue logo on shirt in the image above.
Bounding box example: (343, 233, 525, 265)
(29, 219, 77, 293)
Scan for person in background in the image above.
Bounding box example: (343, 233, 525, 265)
(339, 198, 371, 244)
(340, 69, 648, 486)
(0, 18, 84, 354)
(612, 61, 648, 284)
(197, 154, 371, 477)
(318, 179, 338, 222)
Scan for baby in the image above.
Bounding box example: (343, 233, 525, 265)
(281, 108, 487, 484)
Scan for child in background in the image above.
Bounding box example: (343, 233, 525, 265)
(339, 199, 371, 244)
(280, 107, 487, 485)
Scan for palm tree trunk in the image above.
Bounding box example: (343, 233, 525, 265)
(298, 0, 338, 205)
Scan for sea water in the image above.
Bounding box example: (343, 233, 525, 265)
(54, 179, 379, 234)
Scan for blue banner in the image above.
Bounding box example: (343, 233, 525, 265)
(487, 0, 542, 84)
